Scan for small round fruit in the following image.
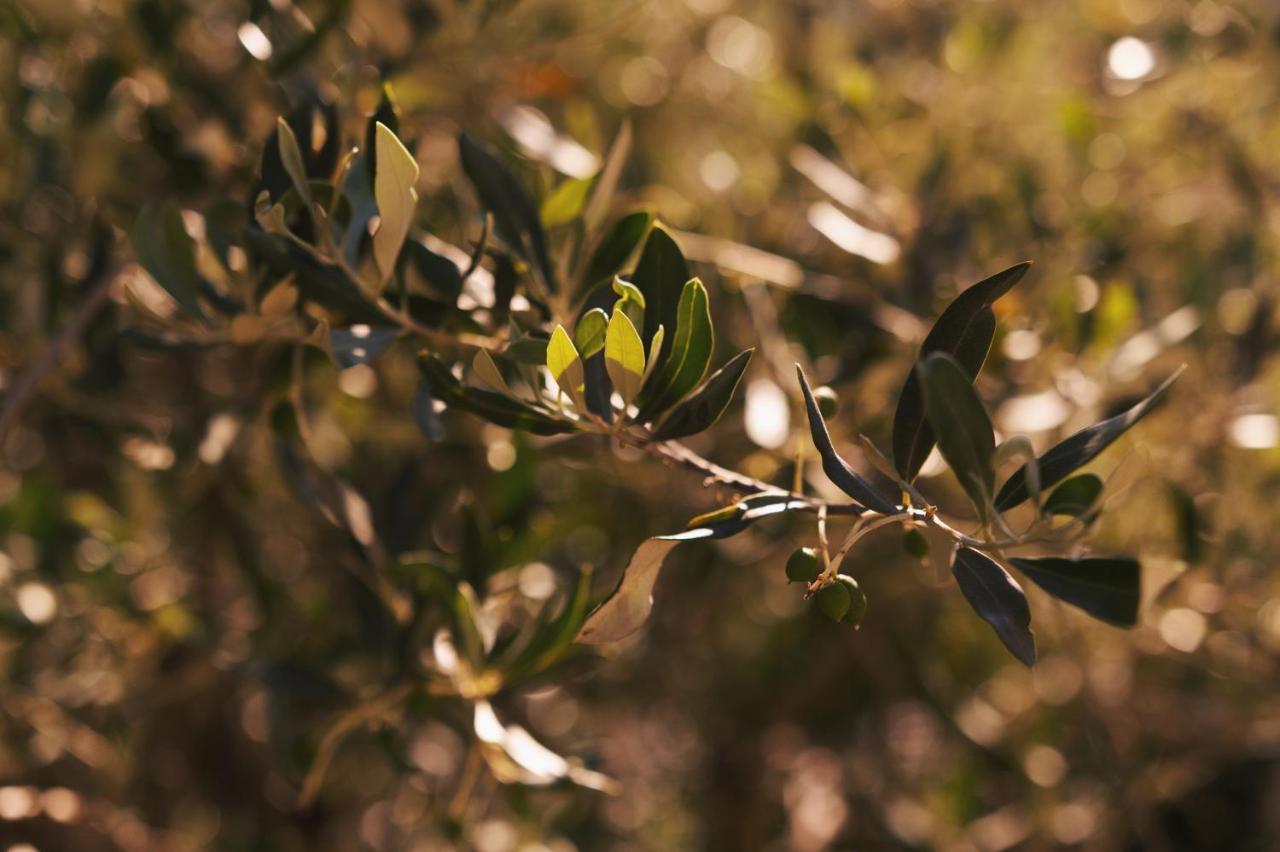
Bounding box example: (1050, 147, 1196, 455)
(902, 529, 929, 560)
(813, 385, 839, 418)
(814, 579, 851, 621)
(839, 576, 868, 628)
(786, 547, 822, 583)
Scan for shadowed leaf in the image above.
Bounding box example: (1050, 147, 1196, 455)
(1009, 555, 1140, 626)
(652, 349, 753, 440)
(892, 262, 1031, 482)
(953, 547, 1036, 666)
(918, 352, 996, 521)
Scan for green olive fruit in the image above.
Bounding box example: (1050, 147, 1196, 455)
(813, 385, 839, 418)
(785, 547, 822, 583)
(902, 529, 929, 559)
(814, 578, 851, 621)
(839, 576, 868, 628)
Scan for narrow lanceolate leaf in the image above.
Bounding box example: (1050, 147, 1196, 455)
(472, 349, 515, 396)
(953, 547, 1036, 666)
(795, 365, 899, 514)
(638, 278, 713, 419)
(1042, 474, 1103, 517)
(578, 210, 653, 299)
(1008, 556, 1140, 626)
(994, 366, 1185, 510)
(276, 118, 312, 207)
(547, 325, 586, 408)
(641, 325, 665, 386)
(418, 354, 576, 435)
(458, 132, 557, 292)
(574, 308, 609, 359)
(652, 349, 753, 440)
(131, 204, 205, 319)
(373, 122, 419, 283)
(631, 226, 689, 360)
(582, 120, 631, 233)
(576, 492, 806, 644)
(918, 352, 996, 521)
(605, 309, 646, 406)
(892, 262, 1032, 482)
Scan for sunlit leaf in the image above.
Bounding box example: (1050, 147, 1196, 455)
(892, 262, 1031, 482)
(540, 175, 595, 228)
(795, 365, 898, 514)
(1008, 555, 1140, 626)
(652, 348, 752, 440)
(573, 308, 608, 359)
(918, 352, 996, 521)
(953, 547, 1036, 666)
(547, 325, 587, 408)
(605, 309, 646, 406)
(994, 366, 1184, 510)
(638, 278, 712, 419)
(373, 122, 419, 283)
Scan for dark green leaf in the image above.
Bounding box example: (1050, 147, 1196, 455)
(578, 210, 653, 299)
(630, 225, 689, 363)
(402, 240, 463, 301)
(364, 84, 400, 186)
(796, 365, 899, 515)
(418, 354, 576, 435)
(953, 547, 1036, 666)
(638, 278, 713, 419)
(994, 367, 1184, 510)
(458, 132, 557, 293)
(918, 352, 996, 521)
(131, 203, 205, 319)
(652, 349, 753, 440)
(1008, 555, 1140, 626)
(892, 262, 1031, 482)
(1043, 474, 1103, 517)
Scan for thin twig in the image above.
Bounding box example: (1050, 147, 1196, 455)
(297, 682, 416, 808)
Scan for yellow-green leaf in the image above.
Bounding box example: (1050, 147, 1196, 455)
(605, 309, 646, 406)
(547, 325, 586, 407)
(641, 325, 664, 385)
(373, 122, 419, 284)
(574, 308, 608, 359)
(540, 176, 596, 228)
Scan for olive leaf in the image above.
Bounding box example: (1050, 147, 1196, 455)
(630, 225, 689, 360)
(918, 352, 996, 522)
(458, 132, 557, 293)
(952, 547, 1036, 666)
(892, 262, 1031, 482)
(638, 278, 713, 420)
(994, 366, 1185, 510)
(795, 365, 898, 515)
(1042, 474, 1103, 517)
(652, 348, 753, 440)
(418, 354, 576, 435)
(578, 210, 653, 299)
(605, 309, 646, 407)
(276, 117, 313, 208)
(573, 308, 609, 359)
(540, 175, 595, 228)
(131, 203, 206, 320)
(1008, 555, 1140, 626)
(547, 325, 587, 409)
(471, 348, 516, 396)
(373, 122, 419, 283)
(577, 494, 808, 644)
(612, 276, 646, 333)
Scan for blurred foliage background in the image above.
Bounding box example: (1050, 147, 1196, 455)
(2, 0, 1280, 849)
